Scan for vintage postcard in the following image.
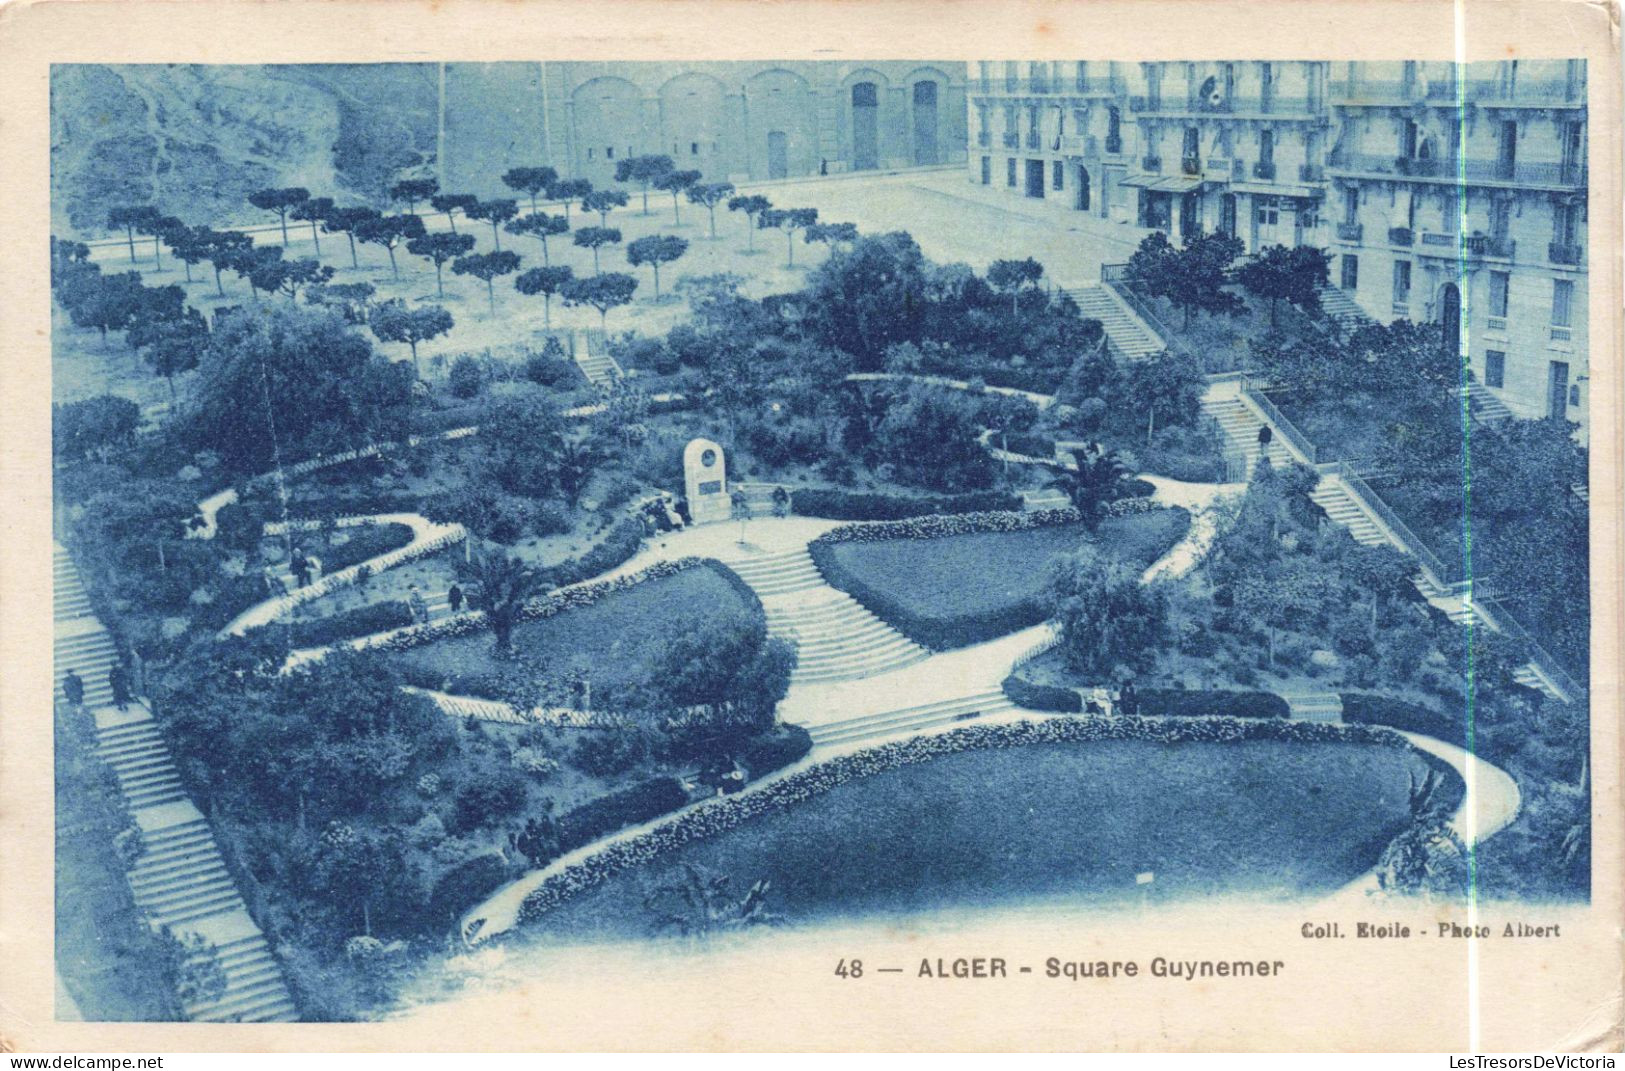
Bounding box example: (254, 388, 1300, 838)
(0, 0, 1619, 1054)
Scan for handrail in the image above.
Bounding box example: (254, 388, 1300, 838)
(1238, 378, 1317, 465)
(1319, 459, 1457, 588)
(1098, 263, 1187, 357)
(1473, 595, 1585, 703)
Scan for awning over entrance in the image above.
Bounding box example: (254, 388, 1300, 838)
(1120, 174, 1205, 193)
(1230, 181, 1320, 199)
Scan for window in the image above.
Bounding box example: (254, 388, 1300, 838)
(587, 148, 595, 159)
(1490, 199, 1512, 239)
(1343, 185, 1359, 223)
(1341, 254, 1358, 291)
(606, 146, 616, 159)
(691, 142, 699, 155)
(1552, 279, 1573, 327)
(981, 156, 991, 185)
(1554, 201, 1580, 244)
(1485, 350, 1506, 388)
(1393, 261, 1412, 306)
(1053, 161, 1065, 190)
(1259, 129, 1274, 164)
(1489, 271, 1509, 318)
(1007, 157, 1017, 187)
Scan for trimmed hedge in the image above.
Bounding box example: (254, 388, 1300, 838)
(1120, 477, 1156, 498)
(314, 522, 417, 574)
(514, 714, 1416, 923)
(1137, 689, 1290, 719)
(792, 489, 1023, 521)
(739, 724, 814, 779)
(556, 776, 689, 853)
(1002, 673, 1082, 713)
(544, 515, 645, 589)
(1337, 692, 1507, 763)
(287, 600, 414, 648)
(1001, 432, 1057, 460)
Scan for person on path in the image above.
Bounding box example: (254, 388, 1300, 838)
(62, 669, 85, 710)
(1118, 678, 1139, 718)
(447, 583, 464, 615)
(263, 563, 285, 597)
(108, 663, 132, 712)
(291, 548, 311, 588)
(408, 585, 430, 625)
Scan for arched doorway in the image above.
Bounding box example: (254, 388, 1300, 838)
(1075, 164, 1091, 211)
(911, 81, 938, 165)
(1439, 282, 1462, 354)
(852, 82, 879, 170)
(766, 131, 788, 179)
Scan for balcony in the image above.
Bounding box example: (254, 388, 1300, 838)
(1388, 226, 1414, 246)
(1025, 131, 1041, 150)
(1299, 163, 1324, 182)
(1002, 132, 1019, 149)
(1548, 242, 1583, 266)
(977, 131, 991, 148)
(969, 78, 1069, 96)
(1181, 156, 1201, 176)
(1252, 160, 1277, 181)
(1058, 134, 1098, 157)
(1128, 94, 1318, 117)
(1336, 221, 1363, 242)
(1327, 151, 1586, 189)
(1071, 78, 1123, 96)
(1104, 134, 1124, 156)
(1203, 158, 1239, 181)
(1142, 154, 1162, 173)
(1331, 77, 1585, 108)
(1484, 236, 1515, 258)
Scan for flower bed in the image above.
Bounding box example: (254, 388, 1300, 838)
(809, 506, 1188, 650)
(515, 714, 1420, 923)
(791, 489, 1023, 522)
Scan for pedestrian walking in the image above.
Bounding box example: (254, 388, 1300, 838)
(408, 585, 430, 625)
(291, 548, 311, 588)
(1257, 424, 1273, 450)
(62, 669, 85, 710)
(108, 662, 132, 712)
(447, 583, 464, 615)
(1119, 678, 1139, 718)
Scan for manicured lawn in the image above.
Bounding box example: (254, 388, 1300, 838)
(817, 508, 1190, 649)
(383, 563, 757, 699)
(521, 737, 1437, 941)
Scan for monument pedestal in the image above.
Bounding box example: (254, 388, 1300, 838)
(683, 438, 731, 525)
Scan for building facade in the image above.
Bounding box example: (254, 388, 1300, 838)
(965, 59, 1589, 435)
(440, 61, 967, 197)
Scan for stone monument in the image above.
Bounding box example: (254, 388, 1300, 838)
(683, 437, 731, 524)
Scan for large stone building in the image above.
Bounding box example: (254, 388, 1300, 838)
(965, 59, 1590, 434)
(439, 61, 967, 197)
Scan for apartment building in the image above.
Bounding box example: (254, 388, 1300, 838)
(965, 58, 1589, 436)
(1325, 59, 1589, 430)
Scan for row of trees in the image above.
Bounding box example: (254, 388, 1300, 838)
(1125, 229, 1332, 330)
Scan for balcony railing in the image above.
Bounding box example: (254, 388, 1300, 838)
(1129, 94, 1318, 116)
(1058, 134, 1098, 157)
(971, 77, 1115, 96)
(1252, 160, 1277, 180)
(1142, 154, 1163, 172)
(1327, 151, 1586, 188)
(1203, 158, 1239, 181)
(1388, 226, 1414, 246)
(1181, 156, 1201, 176)
(977, 131, 991, 148)
(1299, 163, 1324, 182)
(1331, 77, 1585, 107)
(1002, 132, 1019, 149)
(1549, 241, 1583, 265)
(1104, 134, 1124, 155)
(1485, 235, 1515, 258)
(1336, 221, 1363, 241)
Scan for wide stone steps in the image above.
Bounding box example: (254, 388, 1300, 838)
(726, 550, 825, 596)
(1316, 284, 1372, 331)
(1203, 398, 1300, 472)
(56, 631, 120, 708)
(761, 587, 929, 683)
(574, 349, 620, 388)
(54, 547, 96, 620)
(1309, 486, 1387, 546)
(808, 689, 1017, 747)
(1068, 285, 1163, 361)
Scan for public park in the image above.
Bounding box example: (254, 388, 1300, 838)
(49, 61, 1589, 1024)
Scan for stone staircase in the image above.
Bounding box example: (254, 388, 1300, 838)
(1281, 692, 1344, 723)
(721, 549, 930, 684)
(55, 545, 94, 620)
(1067, 285, 1164, 362)
(1200, 394, 1302, 477)
(96, 715, 189, 811)
(807, 688, 1016, 748)
(1317, 284, 1371, 333)
(1308, 480, 1389, 547)
(574, 333, 622, 389)
(55, 619, 120, 710)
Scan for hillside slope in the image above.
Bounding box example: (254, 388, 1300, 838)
(51, 64, 439, 235)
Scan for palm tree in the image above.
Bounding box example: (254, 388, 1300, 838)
(1046, 445, 1128, 529)
(460, 549, 547, 655)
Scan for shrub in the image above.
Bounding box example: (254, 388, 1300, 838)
(1001, 431, 1056, 460)
(555, 777, 689, 853)
(792, 489, 1023, 521)
(315, 522, 418, 574)
(738, 724, 814, 779)
(1002, 673, 1083, 712)
(53, 395, 142, 460)
(523, 350, 575, 388)
(1337, 692, 1504, 760)
(1120, 477, 1156, 498)
(449, 769, 527, 835)
(544, 516, 645, 588)
(286, 600, 414, 647)
(425, 852, 511, 929)
(410, 403, 482, 436)
(1137, 688, 1290, 719)
(448, 355, 487, 399)
(570, 730, 649, 778)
